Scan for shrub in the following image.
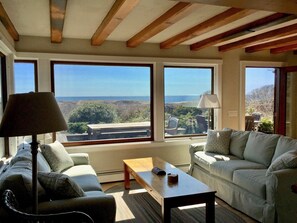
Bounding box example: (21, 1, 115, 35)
(68, 102, 117, 124)
(68, 122, 88, 134)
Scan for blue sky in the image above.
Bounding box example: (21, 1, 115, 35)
(246, 67, 275, 93)
(14, 63, 275, 96)
(14, 63, 35, 93)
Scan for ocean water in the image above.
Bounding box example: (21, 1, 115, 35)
(56, 95, 200, 103)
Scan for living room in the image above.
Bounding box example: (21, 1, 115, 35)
(0, 0, 297, 222)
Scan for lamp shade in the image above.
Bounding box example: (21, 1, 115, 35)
(0, 92, 68, 137)
(197, 94, 220, 109)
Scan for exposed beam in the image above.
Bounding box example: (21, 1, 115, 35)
(127, 2, 197, 48)
(0, 2, 19, 41)
(173, 0, 297, 14)
(92, 0, 139, 46)
(50, 0, 67, 43)
(160, 8, 255, 49)
(219, 23, 297, 52)
(270, 43, 297, 54)
(246, 35, 297, 53)
(190, 13, 290, 51)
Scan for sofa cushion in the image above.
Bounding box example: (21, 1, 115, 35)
(243, 132, 280, 167)
(11, 143, 51, 172)
(193, 151, 240, 172)
(233, 169, 267, 199)
(205, 129, 232, 155)
(210, 160, 266, 182)
(40, 141, 74, 173)
(38, 172, 85, 200)
(37, 152, 51, 172)
(0, 159, 48, 207)
(62, 165, 102, 191)
(272, 136, 297, 162)
(266, 149, 297, 176)
(229, 130, 250, 159)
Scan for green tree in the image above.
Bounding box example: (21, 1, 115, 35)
(68, 102, 117, 124)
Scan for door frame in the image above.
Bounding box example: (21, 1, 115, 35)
(275, 66, 297, 135)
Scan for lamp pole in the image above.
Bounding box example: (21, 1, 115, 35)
(30, 134, 39, 214)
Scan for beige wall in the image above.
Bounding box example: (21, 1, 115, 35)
(5, 36, 296, 181)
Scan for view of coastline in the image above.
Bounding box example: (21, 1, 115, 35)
(56, 95, 201, 103)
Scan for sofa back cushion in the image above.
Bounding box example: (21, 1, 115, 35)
(0, 158, 48, 207)
(205, 129, 232, 155)
(40, 141, 74, 173)
(272, 136, 297, 162)
(243, 132, 280, 167)
(229, 130, 250, 159)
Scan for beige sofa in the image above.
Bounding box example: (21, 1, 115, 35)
(189, 129, 297, 223)
(0, 141, 116, 223)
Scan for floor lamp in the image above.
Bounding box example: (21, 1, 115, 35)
(0, 92, 67, 214)
(197, 94, 220, 130)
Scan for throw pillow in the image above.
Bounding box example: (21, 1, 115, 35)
(40, 141, 74, 173)
(38, 172, 85, 200)
(266, 149, 297, 176)
(271, 136, 297, 162)
(205, 129, 232, 155)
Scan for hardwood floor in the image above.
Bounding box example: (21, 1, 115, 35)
(101, 181, 259, 223)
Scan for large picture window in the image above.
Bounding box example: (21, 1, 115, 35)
(164, 66, 213, 137)
(51, 62, 152, 145)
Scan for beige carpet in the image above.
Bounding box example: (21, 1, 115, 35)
(106, 181, 247, 223)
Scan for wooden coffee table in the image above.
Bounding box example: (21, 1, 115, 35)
(123, 157, 216, 223)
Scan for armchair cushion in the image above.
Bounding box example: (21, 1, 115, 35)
(40, 141, 74, 173)
(38, 172, 85, 200)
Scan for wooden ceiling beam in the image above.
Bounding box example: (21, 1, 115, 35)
(160, 8, 255, 49)
(219, 23, 297, 52)
(50, 0, 67, 43)
(190, 13, 290, 51)
(270, 43, 297, 54)
(0, 2, 19, 41)
(92, 0, 139, 46)
(127, 2, 196, 48)
(246, 35, 297, 53)
(173, 0, 297, 14)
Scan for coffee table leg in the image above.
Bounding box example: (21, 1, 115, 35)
(162, 205, 171, 223)
(205, 196, 215, 223)
(124, 163, 130, 189)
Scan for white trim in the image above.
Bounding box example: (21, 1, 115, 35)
(239, 61, 286, 130)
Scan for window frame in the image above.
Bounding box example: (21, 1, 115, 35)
(50, 60, 154, 146)
(163, 65, 214, 138)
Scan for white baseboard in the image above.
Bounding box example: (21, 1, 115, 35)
(97, 164, 189, 183)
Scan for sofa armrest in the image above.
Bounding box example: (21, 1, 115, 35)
(69, 153, 90, 165)
(38, 194, 116, 223)
(266, 168, 297, 222)
(188, 142, 206, 175)
(189, 142, 206, 154)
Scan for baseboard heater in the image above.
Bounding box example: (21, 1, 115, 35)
(97, 163, 190, 183)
